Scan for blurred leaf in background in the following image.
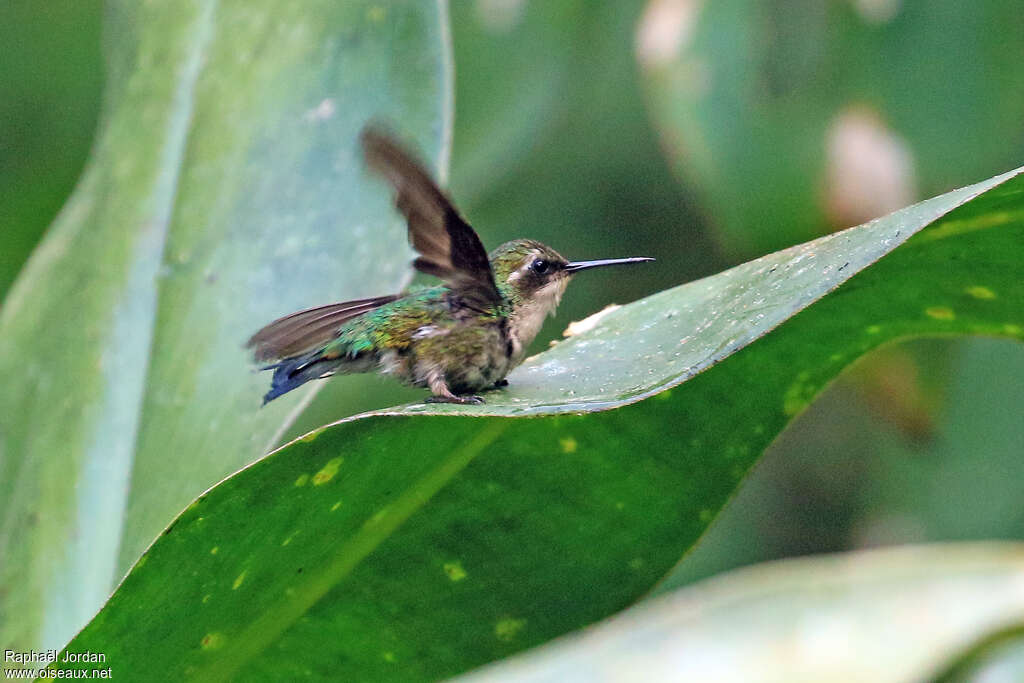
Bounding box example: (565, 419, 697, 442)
(0, 0, 449, 658)
(0, 0, 103, 298)
(640, 0, 1024, 256)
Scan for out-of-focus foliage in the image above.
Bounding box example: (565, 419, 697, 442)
(640, 0, 1024, 257)
(0, 0, 449, 659)
(0, 0, 102, 297)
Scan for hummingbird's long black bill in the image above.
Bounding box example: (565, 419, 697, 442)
(564, 257, 655, 273)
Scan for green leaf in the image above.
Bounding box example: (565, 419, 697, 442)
(56, 168, 1023, 680)
(0, 0, 451, 656)
(458, 543, 1024, 682)
(653, 337, 1024, 592)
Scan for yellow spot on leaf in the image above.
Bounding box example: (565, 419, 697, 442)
(366, 5, 386, 22)
(628, 557, 645, 570)
(783, 378, 816, 417)
(865, 325, 882, 335)
(919, 210, 1019, 242)
(443, 561, 467, 582)
(210, 546, 219, 555)
(331, 500, 343, 512)
(382, 652, 396, 663)
(313, 457, 343, 486)
(559, 437, 578, 454)
(1004, 324, 1022, 336)
(965, 285, 996, 300)
(615, 501, 625, 510)
(495, 617, 527, 642)
(699, 508, 714, 523)
(282, 532, 298, 547)
(200, 632, 225, 651)
(201, 594, 211, 604)
(925, 306, 955, 321)
(656, 388, 673, 401)
(299, 428, 322, 443)
(294, 473, 309, 487)
(232, 570, 247, 590)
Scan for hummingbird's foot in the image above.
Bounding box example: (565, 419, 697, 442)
(426, 395, 485, 405)
(492, 379, 509, 388)
(426, 372, 485, 405)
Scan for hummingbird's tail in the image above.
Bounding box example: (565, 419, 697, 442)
(261, 352, 348, 405)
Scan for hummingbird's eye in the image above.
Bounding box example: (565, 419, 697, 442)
(530, 259, 551, 275)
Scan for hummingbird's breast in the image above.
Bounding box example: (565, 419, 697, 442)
(383, 307, 518, 394)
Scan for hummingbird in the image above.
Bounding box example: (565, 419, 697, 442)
(247, 127, 654, 405)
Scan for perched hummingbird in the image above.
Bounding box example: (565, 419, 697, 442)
(247, 127, 653, 405)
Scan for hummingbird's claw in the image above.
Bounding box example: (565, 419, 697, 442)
(425, 395, 485, 405)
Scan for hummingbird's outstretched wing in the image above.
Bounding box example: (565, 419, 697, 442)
(361, 126, 502, 309)
(246, 295, 398, 363)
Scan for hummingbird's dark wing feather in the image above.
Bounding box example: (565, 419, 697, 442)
(247, 295, 398, 362)
(360, 126, 502, 309)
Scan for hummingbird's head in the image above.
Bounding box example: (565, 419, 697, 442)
(489, 239, 654, 317)
(490, 239, 571, 309)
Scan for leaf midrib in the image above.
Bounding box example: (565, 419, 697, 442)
(196, 419, 510, 681)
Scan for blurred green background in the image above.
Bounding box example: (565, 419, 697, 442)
(2, 0, 1021, 592)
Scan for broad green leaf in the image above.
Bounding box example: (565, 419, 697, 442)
(0, 0, 451, 657)
(640, 0, 1024, 257)
(458, 543, 1024, 683)
(55, 169, 1022, 680)
(657, 336, 1024, 591)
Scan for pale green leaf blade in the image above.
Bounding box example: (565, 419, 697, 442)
(0, 0, 451, 657)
